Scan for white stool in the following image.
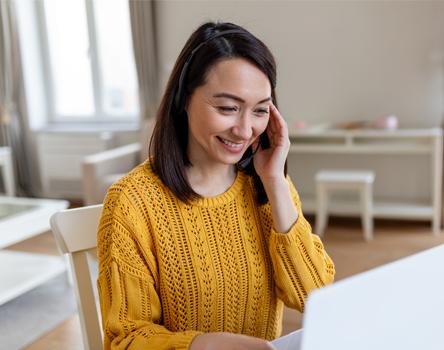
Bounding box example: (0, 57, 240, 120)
(315, 170, 375, 241)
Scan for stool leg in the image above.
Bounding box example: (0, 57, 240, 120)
(316, 184, 328, 237)
(361, 183, 373, 241)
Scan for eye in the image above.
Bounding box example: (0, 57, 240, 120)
(254, 108, 269, 116)
(217, 106, 238, 113)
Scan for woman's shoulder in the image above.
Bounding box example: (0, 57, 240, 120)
(121, 158, 158, 183)
(103, 159, 162, 205)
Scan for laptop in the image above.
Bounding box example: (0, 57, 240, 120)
(272, 244, 444, 350)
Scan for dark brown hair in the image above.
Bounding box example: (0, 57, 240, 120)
(149, 21, 287, 204)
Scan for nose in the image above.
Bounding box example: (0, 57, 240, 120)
(231, 114, 253, 140)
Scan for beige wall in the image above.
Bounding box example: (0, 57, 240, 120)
(155, 0, 444, 128)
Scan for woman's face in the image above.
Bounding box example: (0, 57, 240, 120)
(186, 58, 271, 167)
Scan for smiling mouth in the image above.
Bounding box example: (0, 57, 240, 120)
(217, 136, 244, 149)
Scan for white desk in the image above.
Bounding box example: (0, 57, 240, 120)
(288, 128, 442, 235)
(0, 196, 69, 305)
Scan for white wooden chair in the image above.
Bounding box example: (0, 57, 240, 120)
(50, 204, 104, 350)
(82, 119, 154, 205)
(0, 147, 15, 196)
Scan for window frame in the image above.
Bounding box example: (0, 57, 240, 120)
(35, 0, 139, 123)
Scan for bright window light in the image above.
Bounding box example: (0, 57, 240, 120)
(42, 0, 139, 121)
(94, 0, 138, 117)
(43, 0, 94, 117)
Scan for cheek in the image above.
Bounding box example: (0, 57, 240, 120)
(205, 115, 227, 133)
(188, 106, 219, 134)
(254, 117, 270, 136)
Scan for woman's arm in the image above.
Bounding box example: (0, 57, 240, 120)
(253, 104, 335, 311)
(97, 188, 202, 350)
(262, 176, 298, 233)
(190, 332, 276, 350)
(253, 103, 296, 233)
(263, 178, 335, 311)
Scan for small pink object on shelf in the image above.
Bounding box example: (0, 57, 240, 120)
(373, 114, 399, 130)
(293, 120, 308, 130)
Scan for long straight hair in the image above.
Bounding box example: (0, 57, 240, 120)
(149, 21, 287, 204)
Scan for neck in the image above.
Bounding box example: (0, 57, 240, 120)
(186, 163, 237, 197)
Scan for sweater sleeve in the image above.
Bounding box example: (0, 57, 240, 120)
(265, 176, 335, 312)
(97, 188, 202, 350)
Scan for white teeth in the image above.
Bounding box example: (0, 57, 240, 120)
(220, 137, 243, 148)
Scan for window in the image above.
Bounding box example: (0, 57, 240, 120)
(39, 0, 139, 122)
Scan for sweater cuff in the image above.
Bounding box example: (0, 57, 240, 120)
(180, 331, 204, 350)
(270, 213, 313, 245)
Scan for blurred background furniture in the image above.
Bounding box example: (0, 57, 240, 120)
(50, 204, 103, 350)
(36, 127, 141, 201)
(82, 119, 154, 205)
(316, 170, 375, 241)
(288, 128, 443, 235)
(0, 196, 68, 305)
(0, 147, 15, 196)
(82, 143, 141, 205)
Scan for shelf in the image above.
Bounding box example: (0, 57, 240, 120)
(289, 128, 443, 138)
(300, 196, 434, 220)
(289, 144, 431, 154)
(288, 128, 441, 155)
(0, 251, 66, 305)
(287, 128, 442, 234)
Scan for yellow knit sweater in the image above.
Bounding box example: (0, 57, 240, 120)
(97, 160, 335, 350)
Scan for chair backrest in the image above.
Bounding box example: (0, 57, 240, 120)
(0, 147, 15, 196)
(50, 204, 103, 350)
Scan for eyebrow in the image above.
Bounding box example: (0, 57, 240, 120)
(212, 92, 271, 104)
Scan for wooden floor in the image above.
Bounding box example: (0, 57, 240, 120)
(9, 216, 444, 350)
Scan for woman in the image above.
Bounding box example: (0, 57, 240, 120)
(97, 21, 335, 350)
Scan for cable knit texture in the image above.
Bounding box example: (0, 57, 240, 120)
(97, 160, 335, 350)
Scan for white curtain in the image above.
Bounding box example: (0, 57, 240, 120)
(129, 0, 160, 122)
(0, 0, 32, 195)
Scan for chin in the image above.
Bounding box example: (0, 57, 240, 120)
(214, 153, 245, 166)
(210, 143, 250, 165)
(220, 157, 242, 166)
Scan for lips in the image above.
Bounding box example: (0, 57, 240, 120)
(217, 136, 244, 149)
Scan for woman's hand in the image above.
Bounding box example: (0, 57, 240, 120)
(252, 104, 290, 184)
(252, 104, 298, 233)
(190, 332, 277, 350)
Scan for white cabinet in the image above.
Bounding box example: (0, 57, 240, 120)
(288, 128, 442, 234)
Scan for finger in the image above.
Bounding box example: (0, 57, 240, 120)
(266, 128, 273, 147)
(268, 106, 282, 137)
(266, 114, 276, 135)
(270, 104, 288, 138)
(270, 104, 286, 131)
